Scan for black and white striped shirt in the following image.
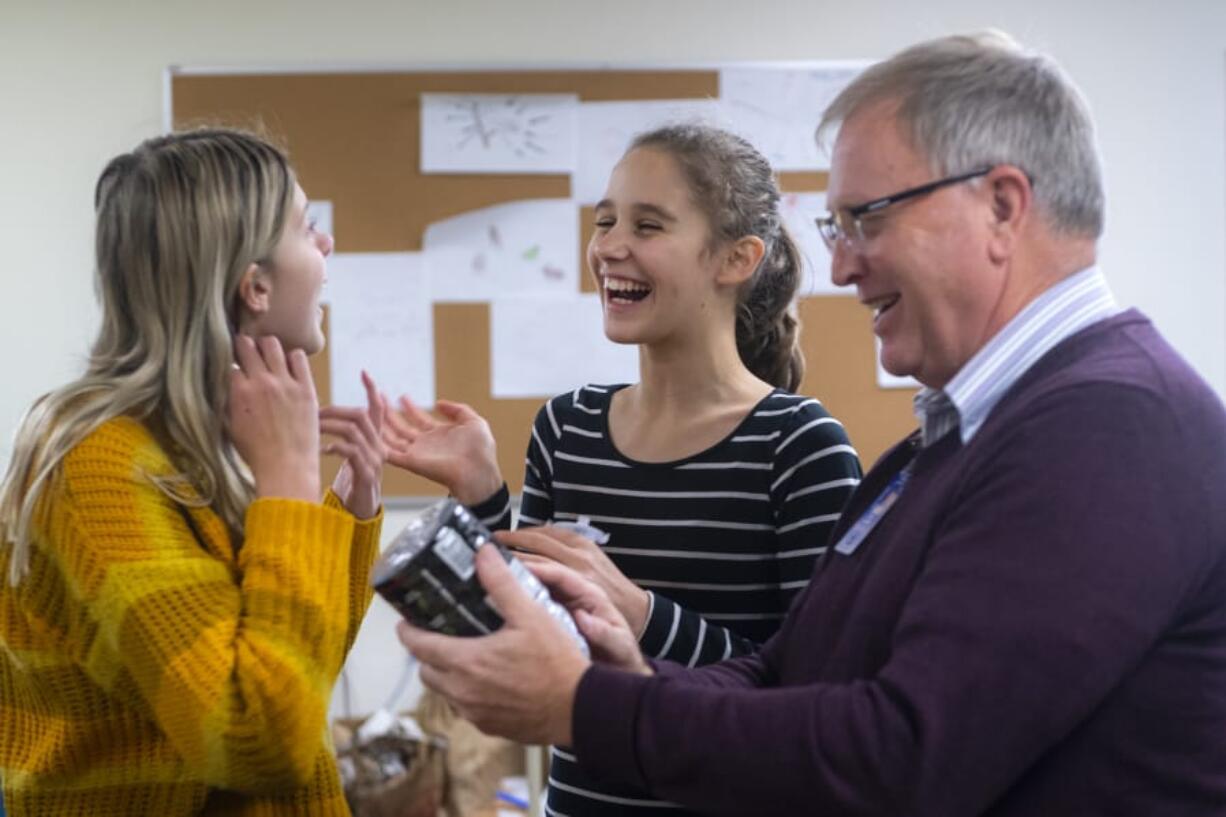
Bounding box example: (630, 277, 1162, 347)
(476, 384, 861, 816)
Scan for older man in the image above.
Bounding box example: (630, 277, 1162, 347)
(400, 31, 1226, 816)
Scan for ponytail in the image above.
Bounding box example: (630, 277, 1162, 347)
(736, 227, 805, 390)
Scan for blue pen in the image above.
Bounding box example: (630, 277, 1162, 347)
(495, 789, 530, 810)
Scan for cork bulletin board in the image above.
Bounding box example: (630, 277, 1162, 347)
(170, 67, 918, 498)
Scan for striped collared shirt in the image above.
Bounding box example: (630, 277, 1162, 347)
(915, 266, 1119, 448)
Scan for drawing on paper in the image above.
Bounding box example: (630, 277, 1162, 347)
(423, 199, 579, 302)
(420, 93, 578, 174)
(445, 96, 553, 157)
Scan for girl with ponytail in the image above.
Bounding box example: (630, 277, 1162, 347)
(383, 123, 862, 817)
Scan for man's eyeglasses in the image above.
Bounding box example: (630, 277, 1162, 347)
(815, 166, 994, 249)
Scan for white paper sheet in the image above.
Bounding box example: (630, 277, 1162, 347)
(574, 98, 722, 204)
(779, 190, 844, 296)
(324, 252, 435, 407)
(490, 294, 639, 398)
(305, 200, 333, 241)
(420, 93, 577, 174)
(423, 199, 579, 301)
(720, 63, 869, 171)
(875, 339, 921, 390)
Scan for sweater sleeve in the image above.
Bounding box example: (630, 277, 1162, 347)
(322, 488, 383, 656)
(572, 383, 1220, 816)
(515, 397, 560, 528)
(45, 426, 364, 795)
(767, 402, 861, 614)
(640, 401, 862, 665)
(468, 483, 513, 532)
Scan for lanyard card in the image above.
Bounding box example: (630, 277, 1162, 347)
(834, 464, 913, 556)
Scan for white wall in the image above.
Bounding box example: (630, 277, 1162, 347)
(3, 0, 1225, 714)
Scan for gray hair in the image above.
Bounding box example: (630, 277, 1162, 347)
(819, 30, 1104, 238)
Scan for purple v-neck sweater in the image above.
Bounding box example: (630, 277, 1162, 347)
(573, 310, 1226, 816)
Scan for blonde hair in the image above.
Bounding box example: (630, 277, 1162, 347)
(0, 128, 295, 584)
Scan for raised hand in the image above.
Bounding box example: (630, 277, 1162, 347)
(498, 526, 652, 636)
(381, 394, 503, 506)
(227, 335, 320, 502)
(320, 370, 385, 520)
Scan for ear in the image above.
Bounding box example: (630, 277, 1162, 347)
(235, 261, 273, 324)
(716, 235, 766, 287)
(985, 165, 1032, 264)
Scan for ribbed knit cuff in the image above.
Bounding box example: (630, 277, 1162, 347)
(467, 483, 512, 531)
(240, 498, 354, 603)
(572, 664, 654, 792)
(638, 593, 679, 658)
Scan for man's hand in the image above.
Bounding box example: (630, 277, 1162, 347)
(501, 526, 652, 636)
(396, 545, 590, 745)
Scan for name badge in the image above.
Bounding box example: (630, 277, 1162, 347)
(834, 464, 913, 556)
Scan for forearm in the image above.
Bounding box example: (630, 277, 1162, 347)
(79, 498, 362, 792)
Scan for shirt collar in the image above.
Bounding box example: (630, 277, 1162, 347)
(914, 265, 1119, 447)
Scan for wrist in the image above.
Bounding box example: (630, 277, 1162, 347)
(255, 470, 320, 502)
(454, 468, 505, 507)
(624, 587, 651, 637)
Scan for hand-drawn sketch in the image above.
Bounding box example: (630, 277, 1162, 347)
(420, 93, 578, 174)
(720, 63, 870, 170)
(423, 198, 578, 301)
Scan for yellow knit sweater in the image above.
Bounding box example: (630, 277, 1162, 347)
(0, 417, 382, 815)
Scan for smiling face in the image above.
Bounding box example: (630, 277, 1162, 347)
(826, 103, 1006, 389)
(588, 147, 731, 347)
(237, 184, 334, 355)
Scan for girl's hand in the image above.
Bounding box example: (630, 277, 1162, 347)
(381, 395, 503, 506)
(497, 527, 652, 636)
(320, 370, 385, 520)
(228, 335, 320, 502)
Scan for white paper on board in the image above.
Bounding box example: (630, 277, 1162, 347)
(420, 93, 578, 174)
(779, 190, 847, 296)
(306, 200, 333, 241)
(490, 294, 639, 398)
(574, 98, 722, 205)
(423, 199, 579, 302)
(720, 63, 870, 171)
(324, 252, 435, 407)
(875, 339, 921, 390)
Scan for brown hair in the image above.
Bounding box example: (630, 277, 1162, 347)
(630, 124, 805, 390)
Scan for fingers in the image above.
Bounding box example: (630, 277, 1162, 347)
(474, 544, 542, 624)
(522, 558, 592, 605)
(435, 399, 482, 424)
(361, 370, 384, 431)
(232, 334, 262, 376)
(257, 335, 289, 376)
(397, 620, 461, 670)
(382, 404, 420, 447)
(573, 609, 644, 672)
(497, 528, 584, 566)
(398, 395, 438, 431)
(320, 406, 382, 450)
